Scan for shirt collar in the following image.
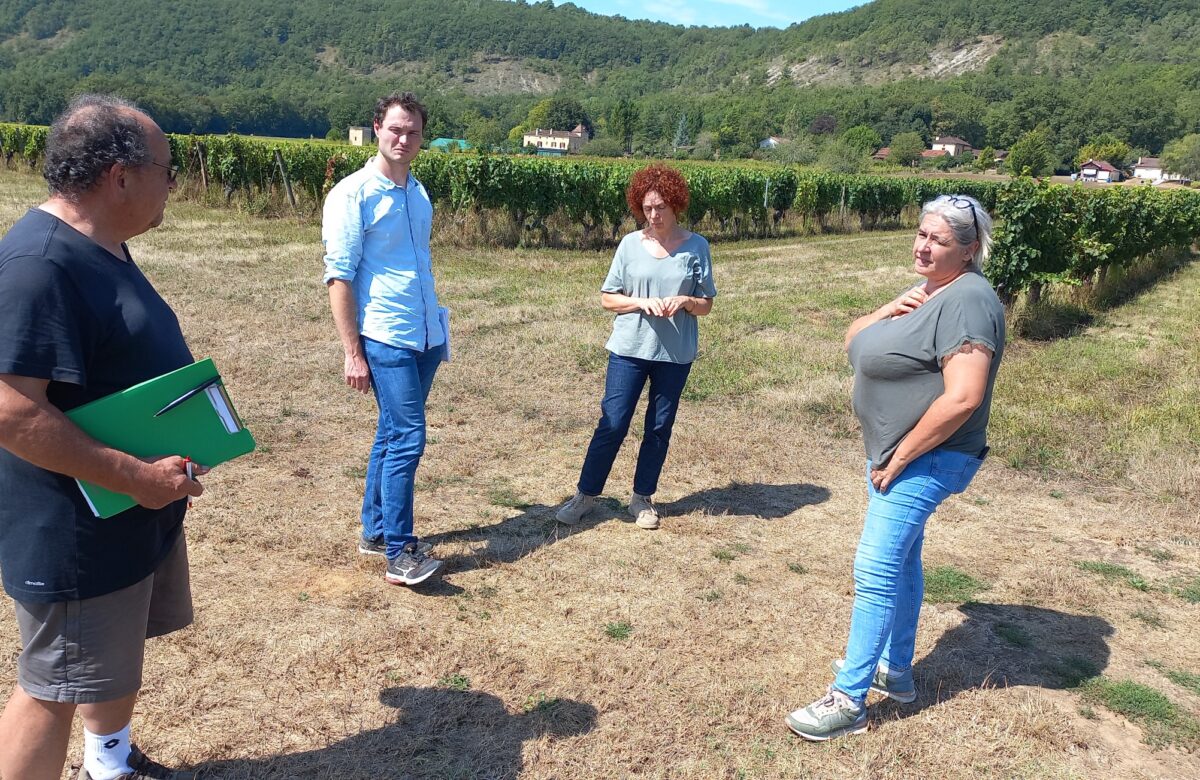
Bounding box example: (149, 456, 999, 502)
(365, 157, 418, 191)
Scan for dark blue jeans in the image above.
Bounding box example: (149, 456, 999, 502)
(577, 352, 693, 498)
(361, 337, 441, 559)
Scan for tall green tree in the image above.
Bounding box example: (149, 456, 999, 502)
(672, 114, 690, 150)
(888, 132, 925, 167)
(818, 137, 869, 173)
(1161, 134, 1200, 179)
(1074, 133, 1132, 169)
(464, 113, 509, 150)
(607, 99, 639, 153)
(1007, 128, 1054, 177)
(841, 125, 882, 154)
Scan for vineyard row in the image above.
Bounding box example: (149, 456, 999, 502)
(3, 123, 1199, 297)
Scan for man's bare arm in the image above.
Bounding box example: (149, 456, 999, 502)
(328, 279, 371, 393)
(0, 374, 202, 509)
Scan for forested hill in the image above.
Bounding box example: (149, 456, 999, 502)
(1, 0, 1197, 156)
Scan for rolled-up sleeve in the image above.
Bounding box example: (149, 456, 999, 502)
(322, 183, 363, 284)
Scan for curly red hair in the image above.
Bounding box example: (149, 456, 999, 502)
(626, 164, 690, 224)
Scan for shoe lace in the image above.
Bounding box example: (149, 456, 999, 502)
(814, 686, 853, 715)
(813, 692, 839, 714)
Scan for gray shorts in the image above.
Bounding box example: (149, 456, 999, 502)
(13, 533, 193, 704)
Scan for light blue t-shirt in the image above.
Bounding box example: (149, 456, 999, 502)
(321, 159, 445, 352)
(601, 231, 717, 364)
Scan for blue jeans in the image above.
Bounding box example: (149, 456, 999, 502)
(361, 338, 441, 560)
(834, 447, 986, 704)
(577, 353, 692, 498)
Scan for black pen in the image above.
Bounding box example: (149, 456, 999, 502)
(154, 376, 222, 417)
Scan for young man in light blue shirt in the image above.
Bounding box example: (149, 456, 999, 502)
(323, 92, 446, 587)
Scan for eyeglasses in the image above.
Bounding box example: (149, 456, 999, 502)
(149, 160, 179, 184)
(949, 196, 980, 240)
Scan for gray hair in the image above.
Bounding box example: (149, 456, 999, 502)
(43, 94, 154, 200)
(920, 194, 993, 269)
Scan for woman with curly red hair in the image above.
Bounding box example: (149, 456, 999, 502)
(555, 164, 716, 530)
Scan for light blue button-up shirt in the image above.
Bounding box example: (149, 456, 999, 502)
(322, 159, 445, 352)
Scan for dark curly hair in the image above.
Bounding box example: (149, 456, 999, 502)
(626, 164, 690, 224)
(43, 94, 153, 201)
(373, 92, 428, 131)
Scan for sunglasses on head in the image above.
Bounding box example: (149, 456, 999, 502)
(949, 196, 979, 241)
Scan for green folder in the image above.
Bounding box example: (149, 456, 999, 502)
(65, 358, 256, 518)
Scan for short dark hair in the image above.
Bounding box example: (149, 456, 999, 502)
(43, 94, 154, 200)
(373, 92, 428, 130)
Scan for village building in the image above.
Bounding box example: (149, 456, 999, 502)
(522, 125, 588, 155)
(1079, 158, 1123, 183)
(348, 126, 373, 146)
(429, 137, 472, 153)
(931, 135, 974, 156)
(1132, 156, 1189, 183)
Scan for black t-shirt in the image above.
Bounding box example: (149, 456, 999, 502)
(0, 208, 194, 603)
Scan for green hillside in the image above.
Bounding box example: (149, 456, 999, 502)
(0, 0, 1197, 157)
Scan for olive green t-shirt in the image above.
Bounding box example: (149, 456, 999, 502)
(847, 271, 1005, 466)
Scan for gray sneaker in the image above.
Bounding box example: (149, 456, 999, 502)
(359, 535, 432, 558)
(555, 491, 596, 525)
(832, 658, 917, 703)
(629, 492, 660, 530)
(785, 687, 867, 742)
(385, 544, 443, 586)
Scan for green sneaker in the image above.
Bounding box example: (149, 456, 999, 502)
(785, 687, 867, 742)
(832, 658, 917, 703)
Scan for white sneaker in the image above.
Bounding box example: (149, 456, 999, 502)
(555, 491, 596, 525)
(629, 492, 660, 530)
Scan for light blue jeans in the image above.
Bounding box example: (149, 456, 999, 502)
(361, 337, 441, 560)
(833, 447, 986, 704)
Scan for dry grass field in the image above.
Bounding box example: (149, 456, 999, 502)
(1, 167, 1198, 780)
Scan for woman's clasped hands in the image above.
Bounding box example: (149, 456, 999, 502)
(638, 295, 691, 317)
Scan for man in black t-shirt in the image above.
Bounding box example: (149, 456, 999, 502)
(0, 96, 205, 780)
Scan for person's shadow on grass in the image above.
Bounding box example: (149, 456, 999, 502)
(426, 481, 830, 575)
(190, 686, 597, 779)
(423, 501, 611, 575)
(878, 602, 1113, 719)
(657, 481, 831, 520)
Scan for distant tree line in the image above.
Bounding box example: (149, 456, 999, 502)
(1, 0, 1198, 168)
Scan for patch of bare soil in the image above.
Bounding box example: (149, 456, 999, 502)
(777, 35, 1005, 88)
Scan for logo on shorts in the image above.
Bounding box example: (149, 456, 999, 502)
(104, 739, 120, 749)
(24, 580, 45, 587)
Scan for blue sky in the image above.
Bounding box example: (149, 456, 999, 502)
(554, 1, 864, 28)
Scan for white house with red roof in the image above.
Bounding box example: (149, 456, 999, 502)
(1079, 158, 1123, 183)
(931, 135, 974, 156)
